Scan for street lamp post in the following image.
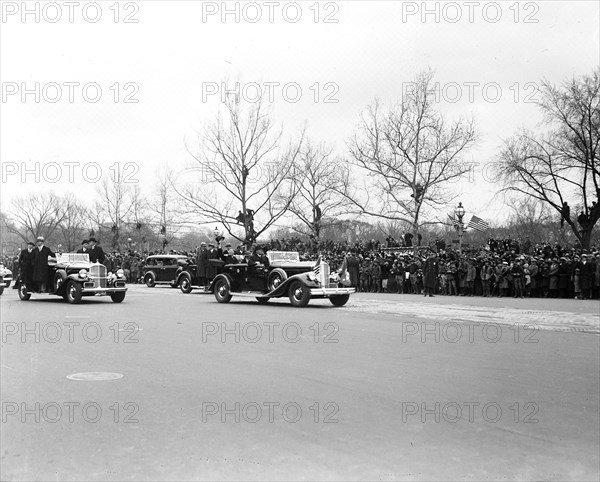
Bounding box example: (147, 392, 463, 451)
(454, 202, 466, 254)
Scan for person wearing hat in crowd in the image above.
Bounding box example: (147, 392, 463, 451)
(548, 258, 560, 298)
(18, 241, 36, 292)
(32, 236, 55, 292)
(577, 253, 596, 300)
(77, 239, 89, 254)
(422, 253, 438, 297)
(558, 257, 570, 298)
(88, 237, 106, 264)
(196, 242, 209, 287)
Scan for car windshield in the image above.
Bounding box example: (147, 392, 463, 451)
(57, 253, 90, 264)
(267, 251, 300, 263)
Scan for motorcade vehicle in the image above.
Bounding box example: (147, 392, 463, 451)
(17, 253, 127, 304)
(210, 251, 355, 307)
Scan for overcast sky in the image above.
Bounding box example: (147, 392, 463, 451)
(1, 0, 599, 227)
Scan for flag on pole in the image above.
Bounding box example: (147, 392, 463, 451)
(467, 215, 490, 232)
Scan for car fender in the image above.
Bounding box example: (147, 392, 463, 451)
(267, 272, 320, 298)
(209, 273, 234, 293)
(177, 270, 191, 284)
(66, 273, 85, 288)
(144, 270, 157, 280)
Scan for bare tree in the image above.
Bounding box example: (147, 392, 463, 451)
(56, 194, 90, 251)
(6, 192, 67, 243)
(286, 141, 350, 239)
(341, 69, 477, 245)
(96, 166, 140, 249)
(176, 92, 303, 245)
(497, 69, 600, 249)
(149, 166, 181, 249)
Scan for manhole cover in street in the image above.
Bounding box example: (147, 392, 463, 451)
(66, 372, 124, 381)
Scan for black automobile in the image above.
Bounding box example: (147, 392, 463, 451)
(209, 252, 355, 307)
(142, 255, 190, 288)
(17, 253, 127, 304)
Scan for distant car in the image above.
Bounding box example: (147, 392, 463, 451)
(142, 255, 190, 288)
(0, 264, 13, 295)
(17, 253, 127, 304)
(209, 251, 355, 307)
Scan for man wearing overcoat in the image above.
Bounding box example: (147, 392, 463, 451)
(32, 236, 55, 292)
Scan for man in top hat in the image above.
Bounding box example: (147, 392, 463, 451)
(88, 237, 106, 264)
(18, 241, 36, 291)
(32, 236, 55, 292)
(77, 239, 89, 254)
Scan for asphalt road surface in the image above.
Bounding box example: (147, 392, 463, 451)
(1, 285, 599, 481)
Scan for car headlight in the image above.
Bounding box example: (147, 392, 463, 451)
(116, 269, 124, 278)
(307, 271, 317, 282)
(78, 269, 88, 278)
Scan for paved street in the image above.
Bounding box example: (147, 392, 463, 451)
(1, 286, 599, 481)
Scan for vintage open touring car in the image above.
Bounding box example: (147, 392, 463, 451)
(17, 253, 127, 304)
(0, 263, 13, 296)
(209, 251, 355, 307)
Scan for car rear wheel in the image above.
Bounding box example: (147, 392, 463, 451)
(329, 294, 350, 307)
(65, 280, 83, 304)
(179, 275, 192, 293)
(214, 279, 232, 303)
(144, 273, 156, 288)
(18, 282, 31, 301)
(288, 281, 311, 307)
(0, 286, 4, 296)
(111, 292, 126, 303)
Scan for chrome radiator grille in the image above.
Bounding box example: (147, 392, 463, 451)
(317, 262, 330, 287)
(89, 264, 107, 288)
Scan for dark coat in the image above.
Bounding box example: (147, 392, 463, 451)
(18, 247, 36, 283)
(347, 256, 360, 286)
(423, 257, 439, 289)
(32, 245, 55, 283)
(206, 248, 221, 278)
(88, 245, 105, 264)
(196, 248, 209, 278)
(580, 261, 596, 290)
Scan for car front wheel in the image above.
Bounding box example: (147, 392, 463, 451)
(111, 291, 126, 303)
(179, 275, 192, 293)
(18, 282, 31, 301)
(214, 279, 232, 303)
(0, 286, 4, 296)
(144, 273, 156, 288)
(329, 294, 350, 306)
(288, 281, 311, 307)
(65, 280, 83, 304)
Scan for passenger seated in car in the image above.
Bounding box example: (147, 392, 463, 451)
(247, 246, 270, 268)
